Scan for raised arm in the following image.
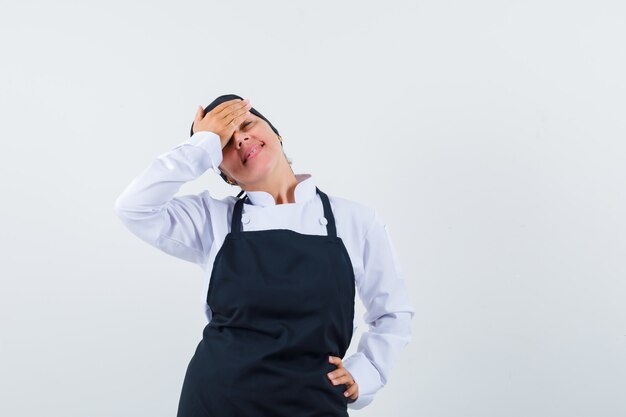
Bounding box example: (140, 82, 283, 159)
(343, 209, 416, 410)
(114, 131, 224, 265)
(114, 98, 252, 265)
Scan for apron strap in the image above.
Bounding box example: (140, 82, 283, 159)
(315, 187, 337, 238)
(231, 194, 245, 234)
(230, 186, 337, 238)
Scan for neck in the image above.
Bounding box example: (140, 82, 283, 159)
(241, 160, 298, 205)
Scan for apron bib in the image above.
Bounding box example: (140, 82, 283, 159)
(177, 187, 356, 417)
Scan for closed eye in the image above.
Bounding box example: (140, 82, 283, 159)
(227, 120, 254, 143)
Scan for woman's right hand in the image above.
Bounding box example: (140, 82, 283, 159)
(192, 98, 252, 149)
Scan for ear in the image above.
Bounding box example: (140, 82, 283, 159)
(226, 174, 237, 185)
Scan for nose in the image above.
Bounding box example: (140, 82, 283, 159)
(234, 132, 249, 148)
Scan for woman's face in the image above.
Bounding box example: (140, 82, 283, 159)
(218, 111, 284, 187)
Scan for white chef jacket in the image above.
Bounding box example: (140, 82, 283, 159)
(114, 131, 416, 410)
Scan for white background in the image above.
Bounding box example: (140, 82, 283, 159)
(1, 1, 625, 416)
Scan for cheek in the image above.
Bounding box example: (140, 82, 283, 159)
(224, 147, 241, 162)
(220, 150, 241, 172)
(263, 141, 279, 154)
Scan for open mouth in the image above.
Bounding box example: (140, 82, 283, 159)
(244, 143, 264, 163)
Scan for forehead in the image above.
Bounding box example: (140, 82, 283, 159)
(229, 113, 263, 141)
(241, 112, 262, 125)
(238, 112, 255, 126)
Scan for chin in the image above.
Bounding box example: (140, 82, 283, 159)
(243, 159, 277, 182)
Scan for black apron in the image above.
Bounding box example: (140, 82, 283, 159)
(177, 187, 356, 417)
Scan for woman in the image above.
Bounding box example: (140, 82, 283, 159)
(114, 94, 415, 416)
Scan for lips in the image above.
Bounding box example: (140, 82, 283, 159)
(243, 143, 264, 163)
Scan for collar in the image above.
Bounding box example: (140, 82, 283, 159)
(244, 173, 315, 207)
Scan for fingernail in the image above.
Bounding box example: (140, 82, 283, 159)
(328, 356, 332, 362)
(344, 392, 349, 397)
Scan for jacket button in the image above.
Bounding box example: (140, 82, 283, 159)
(319, 216, 328, 225)
(242, 214, 251, 224)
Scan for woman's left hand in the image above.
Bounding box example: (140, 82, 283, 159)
(327, 356, 359, 402)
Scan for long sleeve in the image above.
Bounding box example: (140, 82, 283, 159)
(114, 131, 223, 265)
(343, 209, 416, 410)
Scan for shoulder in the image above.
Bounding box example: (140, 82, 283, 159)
(325, 193, 377, 239)
(199, 190, 237, 208)
(197, 190, 239, 223)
